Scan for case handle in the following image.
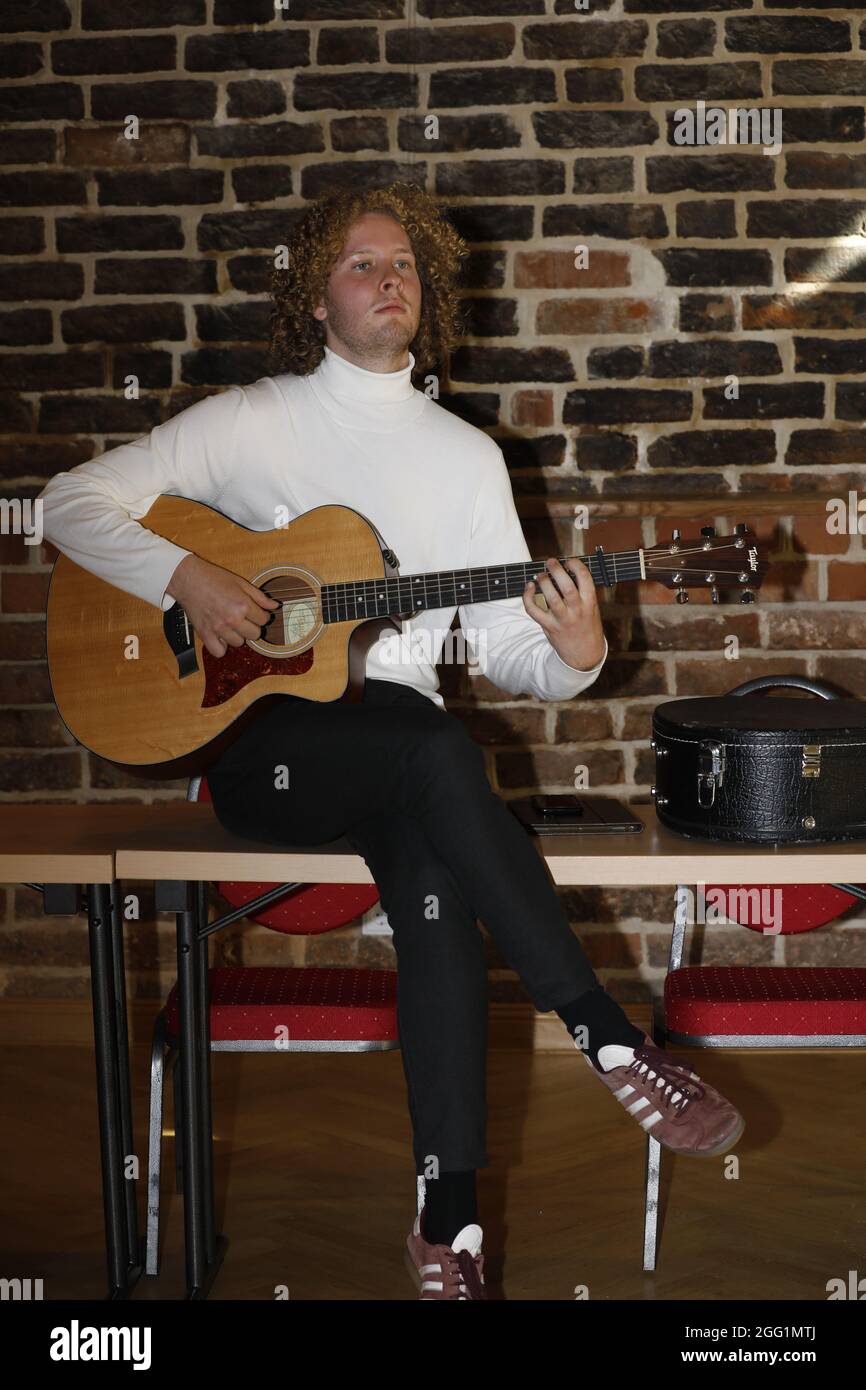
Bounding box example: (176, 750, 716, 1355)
(726, 675, 839, 700)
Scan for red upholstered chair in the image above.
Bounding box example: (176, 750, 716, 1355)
(145, 774, 398, 1278)
(643, 880, 866, 1271)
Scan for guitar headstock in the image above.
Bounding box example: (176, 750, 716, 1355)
(643, 523, 770, 603)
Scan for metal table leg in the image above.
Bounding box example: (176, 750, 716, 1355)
(83, 882, 142, 1298)
(110, 881, 143, 1274)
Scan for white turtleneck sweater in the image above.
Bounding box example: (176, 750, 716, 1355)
(37, 346, 608, 709)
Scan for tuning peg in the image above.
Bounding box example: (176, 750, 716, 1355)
(740, 589, 755, 603)
(733, 522, 748, 536)
(676, 589, 689, 603)
(671, 527, 681, 542)
(710, 586, 720, 603)
(700, 525, 716, 538)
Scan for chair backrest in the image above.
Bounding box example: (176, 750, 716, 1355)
(188, 774, 380, 935)
(702, 882, 863, 934)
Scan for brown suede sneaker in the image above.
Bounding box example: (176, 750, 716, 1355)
(405, 1207, 487, 1299)
(579, 1030, 745, 1158)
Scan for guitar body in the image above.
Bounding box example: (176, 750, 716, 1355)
(46, 496, 401, 774)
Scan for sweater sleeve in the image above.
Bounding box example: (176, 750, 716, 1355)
(37, 384, 250, 611)
(458, 449, 608, 700)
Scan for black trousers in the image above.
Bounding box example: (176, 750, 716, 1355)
(206, 677, 601, 1172)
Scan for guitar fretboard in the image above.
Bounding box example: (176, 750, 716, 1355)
(320, 549, 643, 624)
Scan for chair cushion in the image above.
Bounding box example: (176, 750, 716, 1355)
(665, 966, 866, 1034)
(702, 883, 862, 934)
(165, 966, 398, 1044)
(215, 880, 380, 935)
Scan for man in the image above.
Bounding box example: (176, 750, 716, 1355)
(38, 181, 743, 1301)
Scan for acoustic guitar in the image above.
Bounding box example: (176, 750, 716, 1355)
(45, 495, 769, 774)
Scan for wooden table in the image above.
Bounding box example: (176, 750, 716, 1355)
(113, 798, 866, 1291)
(0, 806, 144, 1299)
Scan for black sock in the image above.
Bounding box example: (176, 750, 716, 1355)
(556, 985, 645, 1064)
(422, 1169, 478, 1247)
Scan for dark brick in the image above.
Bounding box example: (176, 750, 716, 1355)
(91, 81, 216, 121)
(780, 107, 865, 145)
(0, 83, 83, 122)
(0, 41, 43, 78)
(195, 121, 324, 158)
(587, 346, 645, 379)
(0, 218, 43, 255)
(38, 395, 160, 433)
(444, 203, 534, 242)
(387, 22, 513, 62)
(0, 262, 83, 301)
(563, 69, 625, 102)
(97, 168, 223, 206)
(450, 346, 574, 383)
(524, 19, 647, 58)
(436, 160, 564, 196)
(744, 292, 866, 330)
(429, 66, 555, 106)
(295, 71, 417, 110)
(60, 303, 186, 344)
(679, 294, 736, 332)
(420, 0, 544, 12)
(676, 199, 737, 237)
(83, 0, 205, 26)
(786, 151, 866, 189)
(635, 62, 762, 100)
(194, 302, 271, 341)
(631, 612, 759, 650)
(301, 160, 425, 198)
(95, 256, 217, 296)
(543, 202, 667, 239)
(725, 16, 850, 53)
(654, 247, 773, 285)
(226, 254, 273, 294)
(647, 429, 776, 469)
(398, 112, 521, 151)
(197, 209, 307, 251)
(459, 297, 518, 337)
(657, 19, 716, 58)
(603, 470, 729, 496)
(795, 338, 866, 374)
(0, 352, 102, 391)
(773, 61, 866, 97)
(534, 109, 658, 148)
(320, 26, 380, 64)
(572, 158, 633, 194)
(437, 392, 500, 428)
(624, 0, 748, 9)
(334, 116, 389, 152)
(0, 309, 53, 347)
(575, 432, 638, 472)
(836, 384, 866, 420)
(231, 164, 294, 203)
(226, 80, 286, 119)
(1, 1, 72, 29)
(703, 381, 824, 419)
(648, 153, 774, 192)
(786, 429, 866, 465)
(111, 350, 173, 390)
(185, 32, 310, 71)
(649, 339, 782, 377)
(179, 347, 271, 386)
(265, 0, 403, 15)
(747, 198, 866, 237)
(57, 214, 184, 252)
(0, 129, 56, 164)
(499, 435, 567, 469)
(564, 388, 692, 425)
(0, 172, 86, 206)
(51, 35, 176, 73)
(0, 753, 80, 793)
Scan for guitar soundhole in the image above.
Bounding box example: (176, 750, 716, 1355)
(200, 568, 319, 709)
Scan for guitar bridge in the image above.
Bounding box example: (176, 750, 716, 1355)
(163, 602, 199, 679)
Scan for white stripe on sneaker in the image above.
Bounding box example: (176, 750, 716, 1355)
(640, 1110, 664, 1130)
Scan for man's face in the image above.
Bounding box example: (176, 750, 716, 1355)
(312, 211, 422, 370)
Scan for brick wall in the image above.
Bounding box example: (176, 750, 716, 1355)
(1, 0, 865, 1007)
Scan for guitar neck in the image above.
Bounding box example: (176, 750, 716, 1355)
(320, 548, 645, 623)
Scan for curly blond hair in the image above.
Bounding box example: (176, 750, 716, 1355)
(267, 181, 469, 378)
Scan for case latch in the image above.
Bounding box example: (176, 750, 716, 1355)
(697, 740, 725, 808)
(801, 744, 822, 778)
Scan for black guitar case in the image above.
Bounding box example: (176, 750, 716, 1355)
(650, 675, 866, 845)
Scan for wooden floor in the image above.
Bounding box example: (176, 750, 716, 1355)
(1, 1041, 864, 1301)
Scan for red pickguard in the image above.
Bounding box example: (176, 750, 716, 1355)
(201, 643, 313, 707)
